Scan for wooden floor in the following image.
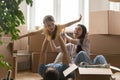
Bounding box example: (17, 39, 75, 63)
(16, 71, 43, 80)
(15, 71, 120, 80)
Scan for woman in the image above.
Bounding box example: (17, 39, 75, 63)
(53, 24, 107, 65)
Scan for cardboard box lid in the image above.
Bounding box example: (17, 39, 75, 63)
(63, 64, 113, 77)
(78, 67, 113, 75)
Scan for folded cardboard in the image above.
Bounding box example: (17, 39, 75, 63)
(64, 64, 113, 80)
(89, 10, 120, 35)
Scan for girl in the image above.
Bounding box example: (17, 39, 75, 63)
(19, 15, 82, 64)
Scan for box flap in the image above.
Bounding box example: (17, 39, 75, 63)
(78, 67, 113, 75)
(110, 66, 120, 72)
(63, 64, 78, 77)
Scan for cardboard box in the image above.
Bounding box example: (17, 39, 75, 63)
(89, 34, 120, 55)
(112, 72, 120, 80)
(0, 43, 14, 79)
(29, 31, 45, 52)
(29, 30, 60, 52)
(90, 54, 120, 73)
(32, 52, 58, 73)
(89, 10, 120, 35)
(13, 26, 28, 51)
(89, 34, 120, 73)
(63, 64, 113, 80)
(32, 52, 40, 73)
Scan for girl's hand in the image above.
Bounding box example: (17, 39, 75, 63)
(78, 14, 82, 22)
(61, 32, 65, 37)
(61, 32, 67, 38)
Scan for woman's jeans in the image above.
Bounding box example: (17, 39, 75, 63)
(74, 51, 107, 65)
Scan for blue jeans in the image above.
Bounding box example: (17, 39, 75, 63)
(74, 51, 107, 65)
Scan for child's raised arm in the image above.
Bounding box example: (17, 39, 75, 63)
(62, 14, 82, 28)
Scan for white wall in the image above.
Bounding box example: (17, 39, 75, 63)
(19, 1, 28, 25)
(89, 0, 109, 11)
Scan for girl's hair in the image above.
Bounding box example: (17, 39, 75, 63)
(51, 25, 57, 40)
(43, 15, 55, 24)
(44, 67, 59, 80)
(43, 15, 57, 40)
(76, 24, 87, 53)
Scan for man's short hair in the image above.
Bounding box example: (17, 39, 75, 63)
(44, 67, 59, 80)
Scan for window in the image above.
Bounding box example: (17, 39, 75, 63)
(109, 2, 120, 11)
(35, 0, 53, 26)
(28, 0, 89, 31)
(61, 0, 80, 32)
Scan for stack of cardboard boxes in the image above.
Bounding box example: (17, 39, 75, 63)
(89, 10, 120, 35)
(88, 10, 120, 80)
(89, 10, 120, 69)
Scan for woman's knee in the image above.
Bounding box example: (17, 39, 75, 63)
(77, 51, 87, 57)
(75, 51, 91, 64)
(94, 55, 107, 64)
(96, 55, 106, 60)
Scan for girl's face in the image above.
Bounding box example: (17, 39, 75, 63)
(73, 25, 83, 38)
(45, 21, 55, 32)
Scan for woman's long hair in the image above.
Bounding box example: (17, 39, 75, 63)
(76, 24, 87, 53)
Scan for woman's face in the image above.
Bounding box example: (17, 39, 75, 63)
(44, 21, 55, 32)
(73, 26, 83, 38)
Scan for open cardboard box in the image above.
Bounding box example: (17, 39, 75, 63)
(63, 64, 113, 80)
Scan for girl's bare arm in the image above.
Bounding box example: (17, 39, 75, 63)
(39, 38, 49, 64)
(63, 14, 82, 28)
(19, 29, 43, 39)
